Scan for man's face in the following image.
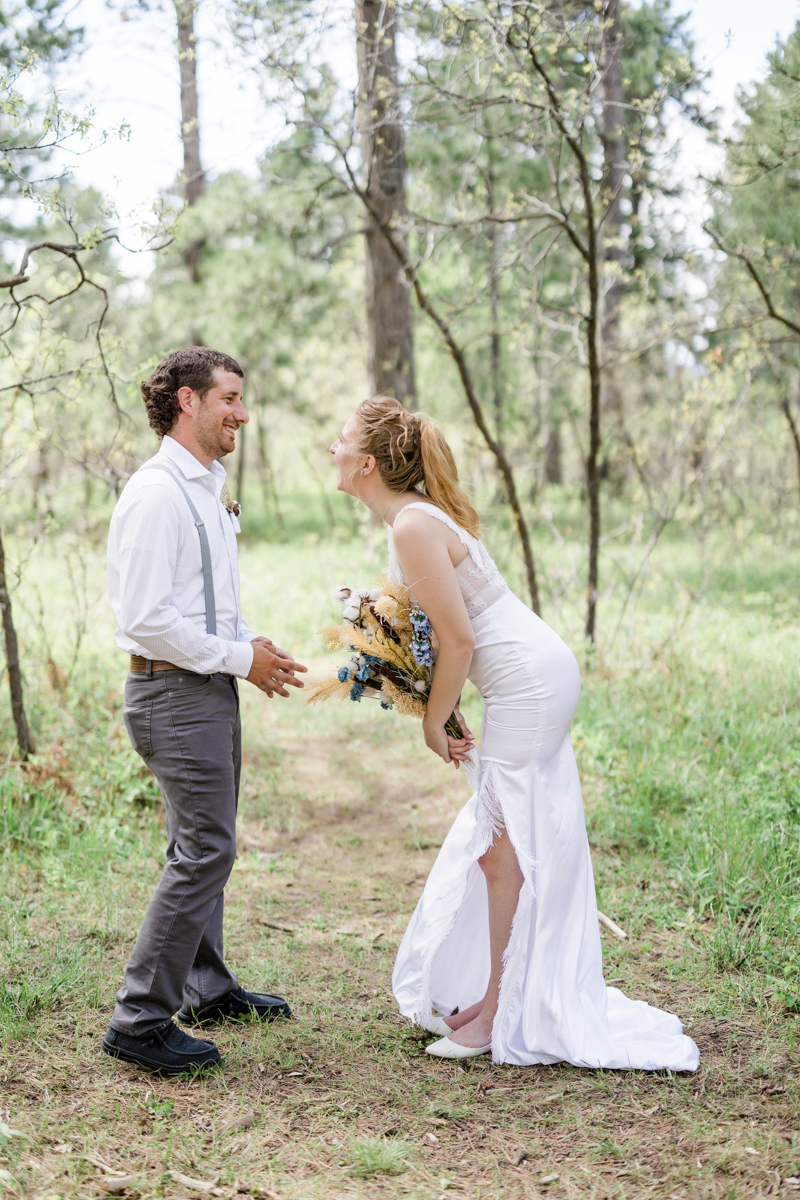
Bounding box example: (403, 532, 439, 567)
(192, 369, 248, 460)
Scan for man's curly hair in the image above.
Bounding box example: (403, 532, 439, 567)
(141, 347, 244, 437)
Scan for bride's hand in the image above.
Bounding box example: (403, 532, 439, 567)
(424, 713, 475, 770)
(448, 707, 475, 770)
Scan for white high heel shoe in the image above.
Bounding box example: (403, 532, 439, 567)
(425, 1035, 492, 1060)
(422, 1015, 453, 1037)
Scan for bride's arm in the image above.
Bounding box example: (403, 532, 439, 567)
(392, 513, 475, 766)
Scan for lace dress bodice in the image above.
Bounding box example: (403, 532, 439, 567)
(388, 501, 510, 619)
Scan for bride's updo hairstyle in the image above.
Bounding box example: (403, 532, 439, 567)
(355, 395, 481, 538)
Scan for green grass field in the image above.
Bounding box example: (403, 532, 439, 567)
(0, 527, 798, 1199)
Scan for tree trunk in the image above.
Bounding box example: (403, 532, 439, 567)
(255, 407, 283, 531)
(485, 142, 503, 438)
(600, 0, 625, 422)
(175, 0, 205, 294)
(527, 42, 603, 641)
(781, 395, 800, 501)
(585, 226, 602, 644)
(0, 528, 32, 760)
(355, 0, 416, 407)
(236, 418, 246, 504)
(544, 424, 562, 485)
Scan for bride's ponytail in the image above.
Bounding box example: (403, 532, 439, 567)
(419, 421, 480, 538)
(355, 396, 480, 537)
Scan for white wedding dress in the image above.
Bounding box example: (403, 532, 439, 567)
(390, 502, 699, 1071)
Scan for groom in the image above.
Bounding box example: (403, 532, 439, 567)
(103, 347, 307, 1075)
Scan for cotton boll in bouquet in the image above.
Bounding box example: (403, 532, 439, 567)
(305, 575, 464, 741)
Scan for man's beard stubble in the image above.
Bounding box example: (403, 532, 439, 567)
(195, 401, 235, 461)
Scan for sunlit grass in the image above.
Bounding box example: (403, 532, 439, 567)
(350, 1136, 410, 1177)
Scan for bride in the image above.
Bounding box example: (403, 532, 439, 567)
(330, 396, 699, 1070)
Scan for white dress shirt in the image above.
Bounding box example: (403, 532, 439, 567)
(108, 435, 256, 677)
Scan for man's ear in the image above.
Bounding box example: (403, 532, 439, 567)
(177, 386, 195, 417)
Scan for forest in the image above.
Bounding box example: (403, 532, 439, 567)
(1, 1, 799, 1197)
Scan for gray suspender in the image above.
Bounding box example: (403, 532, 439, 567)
(138, 463, 217, 638)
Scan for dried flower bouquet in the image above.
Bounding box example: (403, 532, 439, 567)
(305, 574, 463, 740)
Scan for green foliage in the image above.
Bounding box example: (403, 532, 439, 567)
(578, 586, 800, 1000)
(0, 0, 82, 71)
(350, 1136, 410, 1177)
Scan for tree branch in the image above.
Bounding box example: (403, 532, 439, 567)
(705, 226, 800, 339)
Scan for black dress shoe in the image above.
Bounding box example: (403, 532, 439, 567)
(102, 1021, 222, 1076)
(177, 985, 291, 1026)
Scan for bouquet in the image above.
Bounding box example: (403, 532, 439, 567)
(305, 573, 463, 740)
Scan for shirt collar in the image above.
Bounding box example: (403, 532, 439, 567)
(159, 435, 227, 487)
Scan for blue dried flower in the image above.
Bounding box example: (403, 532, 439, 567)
(380, 701, 392, 710)
(356, 664, 371, 682)
(410, 607, 432, 637)
(337, 666, 350, 682)
(411, 639, 434, 668)
(350, 681, 364, 701)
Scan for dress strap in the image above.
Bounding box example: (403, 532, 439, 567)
(393, 502, 483, 573)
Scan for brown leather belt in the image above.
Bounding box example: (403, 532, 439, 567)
(130, 655, 181, 673)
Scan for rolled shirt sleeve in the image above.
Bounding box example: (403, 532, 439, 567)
(110, 483, 255, 678)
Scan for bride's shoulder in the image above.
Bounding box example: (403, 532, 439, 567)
(392, 502, 475, 552)
(391, 505, 436, 540)
(393, 502, 449, 535)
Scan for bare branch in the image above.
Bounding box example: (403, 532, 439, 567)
(704, 225, 800, 339)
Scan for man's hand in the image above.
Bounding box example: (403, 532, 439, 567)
(246, 637, 308, 698)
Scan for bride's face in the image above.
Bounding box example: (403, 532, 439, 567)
(329, 414, 363, 496)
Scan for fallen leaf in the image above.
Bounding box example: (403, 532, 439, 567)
(512, 1150, 529, 1166)
(258, 919, 294, 934)
(540, 1174, 559, 1184)
(102, 1177, 138, 1195)
(171, 1170, 221, 1193)
(426, 1117, 448, 1127)
(744, 1147, 760, 1156)
(219, 1113, 257, 1136)
(86, 1156, 128, 1176)
(426, 1131, 440, 1144)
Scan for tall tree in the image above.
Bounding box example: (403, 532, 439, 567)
(355, 0, 416, 406)
(175, 0, 205, 293)
(600, 0, 625, 424)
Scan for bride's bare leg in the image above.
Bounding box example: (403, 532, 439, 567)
(444, 997, 485, 1030)
(447, 829, 524, 1048)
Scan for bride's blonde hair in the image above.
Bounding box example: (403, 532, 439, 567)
(355, 395, 480, 538)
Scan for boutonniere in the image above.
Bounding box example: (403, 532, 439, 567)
(220, 483, 241, 517)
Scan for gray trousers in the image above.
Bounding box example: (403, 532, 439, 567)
(111, 670, 241, 1035)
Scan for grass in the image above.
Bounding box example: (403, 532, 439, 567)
(0, 527, 798, 1198)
